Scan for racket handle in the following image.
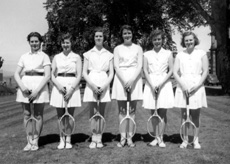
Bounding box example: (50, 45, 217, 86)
(126, 89, 131, 101)
(97, 87, 101, 100)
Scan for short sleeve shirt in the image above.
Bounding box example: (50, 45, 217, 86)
(18, 51, 51, 73)
(54, 51, 80, 74)
(83, 47, 113, 72)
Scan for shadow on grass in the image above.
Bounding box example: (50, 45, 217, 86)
(39, 133, 90, 147)
(137, 133, 182, 144)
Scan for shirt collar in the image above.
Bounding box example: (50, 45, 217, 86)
(91, 46, 107, 54)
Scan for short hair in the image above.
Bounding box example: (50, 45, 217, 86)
(149, 29, 165, 42)
(93, 27, 106, 41)
(120, 25, 134, 37)
(60, 32, 73, 43)
(27, 32, 43, 42)
(181, 31, 199, 48)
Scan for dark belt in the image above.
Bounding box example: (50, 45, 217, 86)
(57, 73, 76, 77)
(25, 72, 44, 76)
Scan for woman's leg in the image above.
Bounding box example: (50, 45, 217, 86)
(65, 107, 75, 149)
(190, 108, 201, 149)
(56, 107, 65, 149)
(157, 108, 167, 147)
(21, 103, 32, 151)
(117, 100, 127, 147)
(127, 100, 137, 146)
(180, 108, 188, 148)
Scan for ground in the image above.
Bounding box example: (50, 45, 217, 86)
(0, 86, 229, 164)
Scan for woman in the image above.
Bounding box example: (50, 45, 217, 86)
(112, 25, 143, 147)
(14, 32, 51, 151)
(83, 27, 114, 149)
(143, 29, 174, 148)
(173, 31, 208, 149)
(50, 33, 82, 149)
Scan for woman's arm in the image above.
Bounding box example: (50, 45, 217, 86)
(65, 55, 82, 101)
(100, 59, 114, 93)
(113, 46, 126, 86)
(82, 57, 99, 94)
(158, 53, 174, 89)
(143, 55, 155, 92)
(173, 57, 187, 91)
(190, 53, 209, 95)
(125, 46, 143, 89)
(51, 56, 66, 95)
(14, 66, 30, 95)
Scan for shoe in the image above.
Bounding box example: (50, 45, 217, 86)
(96, 142, 104, 148)
(147, 139, 158, 147)
(65, 142, 73, 149)
(127, 139, 135, 148)
(57, 137, 65, 150)
(30, 144, 39, 151)
(89, 142, 97, 149)
(23, 143, 31, 151)
(158, 141, 166, 148)
(180, 141, 188, 149)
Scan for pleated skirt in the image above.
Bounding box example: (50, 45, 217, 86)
(16, 75, 50, 103)
(50, 76, 81, 108)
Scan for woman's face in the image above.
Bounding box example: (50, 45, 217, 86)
(122, 29, 132, 44)
(152, 34, 163, 49)
(184, 34, 195, 49)
(94, 32, 104, 46)
(29, 36, 41, 52)
(61, 38, 72, 52)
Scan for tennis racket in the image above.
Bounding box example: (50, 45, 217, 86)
(119, 89, 137, 140)
(147, 88, 164, 138)
(180, 93, 197, 145)
(25, 96, 40, 146)
(58, 88, 75, 136)
(89, 88, 106, 135)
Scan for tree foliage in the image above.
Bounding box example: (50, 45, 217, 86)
(43, 0, 229, 93)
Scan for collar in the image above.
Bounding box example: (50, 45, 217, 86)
(91, 46, 107, 54)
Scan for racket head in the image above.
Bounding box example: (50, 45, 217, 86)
(119, 117, 136, 139)
(180, 121, 197, 145)
(147, 115, 164, 138)
(25, 117, 39, 145)
(59, 114, 75, 136)
(90, 113, 106, 135)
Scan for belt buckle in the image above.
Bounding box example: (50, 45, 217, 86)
(63, 72, 67, 77)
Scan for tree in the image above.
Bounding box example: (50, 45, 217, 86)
(165, 0, 229, 93)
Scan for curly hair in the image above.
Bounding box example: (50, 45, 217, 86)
(27, 32, 43, 42)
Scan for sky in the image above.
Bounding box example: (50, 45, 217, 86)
(0, 0, 211, 76)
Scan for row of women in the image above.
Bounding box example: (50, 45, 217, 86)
(14, 25, 208, 151)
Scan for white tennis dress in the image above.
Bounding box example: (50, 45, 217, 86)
(174, 48, 207, 109)
(143, 48, 174, 109)
(16, 51, 51, 103)
(50, 52, 81, 108)
(83, 47, 113, 102)
(112, 43, 143, 101)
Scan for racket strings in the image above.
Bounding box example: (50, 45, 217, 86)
(90, 115, 106, 135)
(60, 115, 75, 135)
(147, 116, 164, 137)
(180, 122, 197, 144)
(119, 118, 136, 139)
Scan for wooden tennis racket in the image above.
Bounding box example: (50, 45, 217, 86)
(89, 88, 106, 135)
(119, 89, 136, 140)
(147, 88, 164, 137)
(58, 87, 75, 136)
(180, 93, 197, 145)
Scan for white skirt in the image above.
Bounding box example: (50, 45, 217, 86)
(174, 74, 207, 109)
(16, 75, 50, 103)
(50, 76, 81, 108)
(112, 67, 143, 101)
(143, 73, 174, 109)
(83, 71, 111, 102)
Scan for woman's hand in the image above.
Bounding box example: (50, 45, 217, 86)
(21, 86, 31, 96)
(189, 84, 200, 96)
(57, 84, 66, 95)
(28, 89, 39, 102)
(124, 78, 135, 90)
(64, 88, 74, 102)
